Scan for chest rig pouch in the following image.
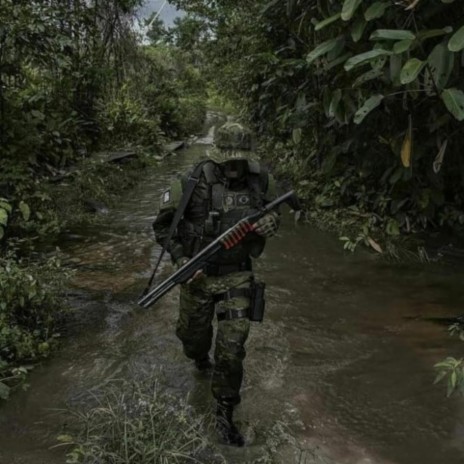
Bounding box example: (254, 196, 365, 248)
(179, 160, 268, 263)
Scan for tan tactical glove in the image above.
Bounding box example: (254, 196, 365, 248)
(254, 211, 280, 238)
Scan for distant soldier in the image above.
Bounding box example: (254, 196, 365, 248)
(152, 122, 279, 446)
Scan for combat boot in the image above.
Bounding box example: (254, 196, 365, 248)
(216, 400, 245, 447)
(194, 355, 213, 372)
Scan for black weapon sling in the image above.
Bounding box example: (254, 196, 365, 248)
(140, 160, 211, 297)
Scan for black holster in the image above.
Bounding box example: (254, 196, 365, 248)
(249, 280, 266, 322)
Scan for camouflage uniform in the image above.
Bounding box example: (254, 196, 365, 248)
(152, 141, 278, 406)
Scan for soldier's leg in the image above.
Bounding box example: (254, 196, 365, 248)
(209, 272, 252, 404)
(207, 271, 252, 446)
(176, 282, 214, 362)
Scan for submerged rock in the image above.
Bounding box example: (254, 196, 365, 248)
(83, 199, 109, 214)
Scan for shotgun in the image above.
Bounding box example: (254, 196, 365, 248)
(138, 190, 300, 309)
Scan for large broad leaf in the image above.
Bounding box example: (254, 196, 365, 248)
(19, 201, 31, 222)
(417, 27, 453, 41)
(307, 37, 342, 64)
(329, 89, 342, 118)
(370, 29, 415, 41)
(0, 200, 11, 213)
(354, 94, 384, 124)
(341, 0, 362, 21)
(292, 128, 302, 144)
(344, 49, 392, 71)
(351, 17, 366, 42)
(400, 58, 425, 84)
(448, 25, 464, 52)
(0, 209, 8, 227)
(393, 39, 414, 54)
(315, 13, 341, 31)
(322, 88, 332, 117)
(364, 1, 390, 21)
(441, 88, 464, 121)
(352, 68, 384, 87)
(428, 42, 455, 90)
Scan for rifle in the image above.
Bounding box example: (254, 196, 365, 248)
(138, 190, 300, 309)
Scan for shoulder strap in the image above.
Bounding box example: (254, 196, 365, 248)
(141, 160, 210, 296)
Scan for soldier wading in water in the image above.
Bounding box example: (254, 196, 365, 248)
(152, 123, 280, 446)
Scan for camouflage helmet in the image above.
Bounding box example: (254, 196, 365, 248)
(214, 122, 254, 151)
(208, 121, 258, 163)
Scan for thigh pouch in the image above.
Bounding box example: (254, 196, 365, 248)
(214, 288, 251, 322)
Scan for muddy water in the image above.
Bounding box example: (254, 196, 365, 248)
(1, 121, 464, 464)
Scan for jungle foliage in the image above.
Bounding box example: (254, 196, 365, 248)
(61, 378, 220, 464)
(0, 0, 207, 397)
(173, 0, 464, 252)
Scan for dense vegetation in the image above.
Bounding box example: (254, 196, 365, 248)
(173, 0, 464, 255)
(0, 0, 207, 398)
(62, 379, 218, 464)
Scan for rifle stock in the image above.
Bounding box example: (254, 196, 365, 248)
(138, 190, 299, 309)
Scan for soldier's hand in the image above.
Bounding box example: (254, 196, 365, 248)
(177, 258, 205, 285)
(187, 269, 205, 285)
(254, 211, 280, 238)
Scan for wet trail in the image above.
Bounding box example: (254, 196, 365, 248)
(1, 116, 464, 463)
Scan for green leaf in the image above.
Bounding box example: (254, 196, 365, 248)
(354, 94, 384, 124)
(370, 29, 415, 41)
(434, 370, 448, 385)
(0, 200, 12, 213)
(386, 219, 400, 236)
(417, 27, 453, 41)
(0, 381, 10, 400)
(292, 128, 302, 144)
(315, 13, 341, 31)
(393, 39, 414, 54)
(400, 58, 425, 84)
(344, 49, 392, 71)
(322, 88, 332, 117)
(351, 17, 366, 42)
(428, 43, 455, 90)
(306, 37, 343, 64)
(441, 88, 464, 121)
(0, 226, 4, 240)
(341, 0, 362, 21)
(0, 209, 8, 226)
(364, 1, 390, 21)
(30, 109, 45, 121)
(448, 25, 464, 52)
(352, 68, 384, 87)
(329, 89, 342, 118)
(19, 201, 31, 222)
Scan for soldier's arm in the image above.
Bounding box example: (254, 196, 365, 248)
(254, 173, 281, 237)
(152, 178, 185, 264)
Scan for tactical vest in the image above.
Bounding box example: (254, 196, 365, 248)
(177, 160, 269, 265)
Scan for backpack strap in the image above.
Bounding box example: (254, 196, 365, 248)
(141, 159, 211, 297)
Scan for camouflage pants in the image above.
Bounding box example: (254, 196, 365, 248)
(177, 270, 252, 405)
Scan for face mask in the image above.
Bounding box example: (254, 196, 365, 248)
(222, 160, 247, 179)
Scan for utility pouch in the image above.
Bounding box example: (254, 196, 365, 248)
(249, 280, 266, 322)
(204, 211, 221, 235)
